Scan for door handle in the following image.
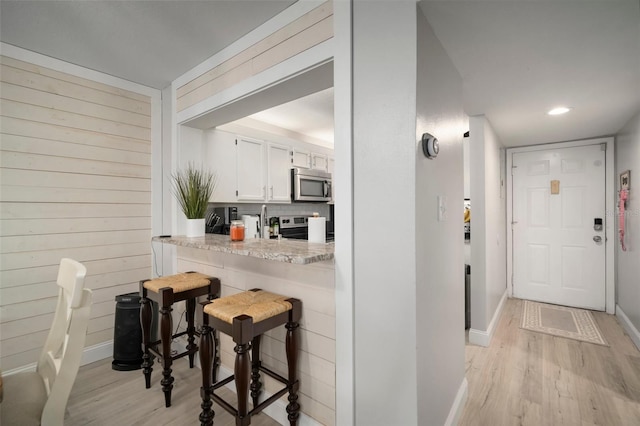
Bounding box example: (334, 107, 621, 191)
(593, 236, 602, 243)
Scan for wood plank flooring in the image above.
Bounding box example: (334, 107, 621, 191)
(460, 298, 640, 426)
(65, 358, 279, 426)
(65, 297, 640, 425)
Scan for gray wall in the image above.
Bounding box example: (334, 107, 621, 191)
(615, 110, 640, 346)
(352, 2, 419, 424)
(415, 7, 467, 425)
(350, 2, 467, 424)
(469, 116, 507, 339)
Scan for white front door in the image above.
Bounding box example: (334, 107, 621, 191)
(512, 144, 606, 310)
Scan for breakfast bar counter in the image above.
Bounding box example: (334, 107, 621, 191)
(152, 234, 334, 265)
(157, 233, 336, 425)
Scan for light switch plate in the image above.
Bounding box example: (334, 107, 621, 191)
(438, 195, 447, 221)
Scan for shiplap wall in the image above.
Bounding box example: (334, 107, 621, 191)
(0, 55, 152, 371)
(176, 0, 333, 113)
(177, 247, 335, 426)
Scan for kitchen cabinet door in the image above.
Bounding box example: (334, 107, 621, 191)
(236, 137, 265, 201)
(205, 130, 237, 203)
(292, 149, 311, 168)
(311, 153, 328, 171)
(267, 143, 291, 203)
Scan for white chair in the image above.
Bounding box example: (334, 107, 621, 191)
(1, 258, 92, 426)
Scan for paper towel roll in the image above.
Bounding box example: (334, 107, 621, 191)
(308, 217, 326, 243)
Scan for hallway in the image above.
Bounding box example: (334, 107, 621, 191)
(460, 298, 640, 425)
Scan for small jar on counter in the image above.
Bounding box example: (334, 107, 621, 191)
(230, 220, 245, 241)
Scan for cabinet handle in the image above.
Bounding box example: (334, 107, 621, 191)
(270, 186, 274, 199)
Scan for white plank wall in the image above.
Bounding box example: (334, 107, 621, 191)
(0, 56, 152, 371)
(176, 247, 336, 426)
(176, 0, 333, 112)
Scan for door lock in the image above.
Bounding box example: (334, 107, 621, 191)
(593, 236, 602, 243)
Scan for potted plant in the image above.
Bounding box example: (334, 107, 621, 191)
(171, 164, 216, 237)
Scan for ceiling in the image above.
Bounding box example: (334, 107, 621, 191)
(0, 0, 295, 90)
(1, 1, 639, 148)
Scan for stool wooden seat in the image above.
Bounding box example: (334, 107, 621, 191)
(199, 289, 302, 426)
(139, 272, 220, 407)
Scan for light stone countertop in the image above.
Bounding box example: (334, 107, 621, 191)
(152, 234, 334, 265)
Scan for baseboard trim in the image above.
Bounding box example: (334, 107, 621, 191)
(469, 289, 508, 347)
(217, 365, 321, 426)
(4, 340, 114, 376)
(616, 304, 640, 351)
(81, 340, 114, 366)
(444, 377, 468, 426)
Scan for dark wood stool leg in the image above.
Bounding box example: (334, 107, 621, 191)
(186, 297, 197, 368)
(250, 335, 262, 408)
(233, 315, 253, 426)
(139, 286, 153, 389)
(285, 299, 302, 426)
(212, 329, 220, 383)
(207, 278, 221, 383)
(199, 312, 215, 426)
(159, 289, 174, 408)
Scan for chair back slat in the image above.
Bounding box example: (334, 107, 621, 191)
(56, 258, 87, 309)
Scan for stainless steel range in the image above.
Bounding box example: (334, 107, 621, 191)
(278, 216, 309, 240)
(279, 216, 334, 242)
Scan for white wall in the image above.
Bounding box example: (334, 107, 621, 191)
(351, 2, 419, 422)
(415, 7, 467, 425)
(469, 115, 507, 344)
(0, 45, 160, 371)
(615, 110, 640, 348)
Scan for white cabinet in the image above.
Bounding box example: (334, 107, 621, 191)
(206, 130, 238, 203)
(328, 156, 335, 176)
(236, 137, 265, 201)
(311, 152, 328, 171)
(292, 149, 311, 168)
(267, 143, 291, 202)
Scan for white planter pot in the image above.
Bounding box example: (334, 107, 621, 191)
(185, 218, 205, 238)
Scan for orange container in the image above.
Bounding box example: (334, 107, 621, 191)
(230, 220, 245, 241)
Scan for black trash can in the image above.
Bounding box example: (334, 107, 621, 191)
(112, 292, 157, 371)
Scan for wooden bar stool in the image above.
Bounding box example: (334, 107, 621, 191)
(139, 272, 220, 407)
(199, 289, 302, 426)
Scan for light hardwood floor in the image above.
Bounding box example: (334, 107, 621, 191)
(65, 359, 279, 426)
(460, 298, 640, 426)
(66, 297, 640, 425)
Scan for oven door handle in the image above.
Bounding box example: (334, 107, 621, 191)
(323, 180, 331, 198)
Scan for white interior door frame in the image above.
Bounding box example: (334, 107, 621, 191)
(506, 137, 615, 314)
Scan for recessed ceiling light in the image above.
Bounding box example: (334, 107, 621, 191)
(548, 107, 572, 116)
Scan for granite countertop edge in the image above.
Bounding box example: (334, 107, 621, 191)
(152, 235, 334, 265)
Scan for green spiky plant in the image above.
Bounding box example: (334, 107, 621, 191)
(171, 164, 217, 219)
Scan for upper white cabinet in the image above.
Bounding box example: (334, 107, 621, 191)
(292, 149, 311, 168)
(206, 130, 238, 203)
(311, 152, 328, 171)
(267, 143, 291, 202)
(236, 137, 265, 201)
(203, 129, 332, 204)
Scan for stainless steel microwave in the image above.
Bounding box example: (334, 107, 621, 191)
(291, 167, 332, 202)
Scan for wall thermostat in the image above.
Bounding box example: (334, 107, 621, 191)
(421, 133, 439, 159)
